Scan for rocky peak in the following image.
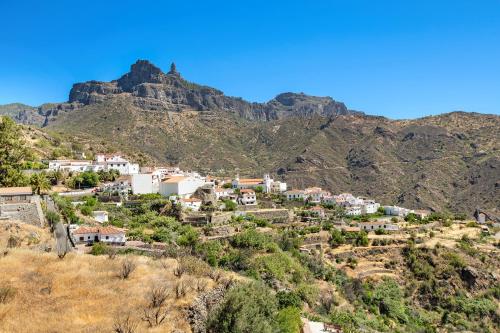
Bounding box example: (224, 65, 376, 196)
(168, 62, 180, 76)
(117, 59, 165, 91)
(67, 59, 361, 119)
(268, 92, 352, 118)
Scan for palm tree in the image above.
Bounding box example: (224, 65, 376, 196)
(49, 169, 64, 185)
(30, 172, 51, 195)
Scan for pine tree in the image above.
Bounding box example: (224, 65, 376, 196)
(0, 117, 30, 186)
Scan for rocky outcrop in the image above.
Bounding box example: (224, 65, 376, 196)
(64, 59, 360, 121)
(187, 284, 233, 333)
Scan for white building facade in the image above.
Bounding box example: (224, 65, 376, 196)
(72, 226, 126, 245)
(159, 176, 205, 198)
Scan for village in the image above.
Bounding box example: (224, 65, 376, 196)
(1, 152, 499, 333)
(1, 152, 498, 255)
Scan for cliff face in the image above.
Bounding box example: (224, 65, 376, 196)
(65, 60, 357, 121)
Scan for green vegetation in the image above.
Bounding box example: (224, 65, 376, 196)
(0, 117, 30, 186)
(30, 172, 51, 194)
(222, 199, 237, 211)
(207, 282, 301, 333)
(66, 171, 99, 189)
(51, 194, 80, 224)
(90, 242, 109, 255)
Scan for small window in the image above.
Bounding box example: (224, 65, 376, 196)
(106, 236, 109, 239)
(88, 236, 90, 239)
(80, 237, 84, 241)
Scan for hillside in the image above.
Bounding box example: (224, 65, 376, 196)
(0, 103, 45, 126)
(2, 60, 499, 214)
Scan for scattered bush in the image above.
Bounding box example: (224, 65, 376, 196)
(118, 258, 137, 279)
(113, 311, 138, 333)
(142, 283, 171, 327)
(0, 285, 16, 304)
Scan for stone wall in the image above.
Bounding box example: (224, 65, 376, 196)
(240, 208, 293, 223)
(0, 201, 44, 227)
(210, 212, 233, 225)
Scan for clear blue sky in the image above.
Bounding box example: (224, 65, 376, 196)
(1, 0, 499, 119)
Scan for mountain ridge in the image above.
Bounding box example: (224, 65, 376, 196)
(0, 60, 498, 214)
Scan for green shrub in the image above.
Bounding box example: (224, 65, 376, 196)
(364, 278, 409, 324)
(90, 242, 108, 255)
(276, 307, 302, 333)
(45, 210, 60, 227)
(296, 283, 319, 306)
(250, 252, 308, 285)
(330, 229, 346, 247)
(232, 229, 271, 250)
(222, 199, 237, 211)
(80, 205, 93, 216)
(354, 231, 369, 247)
(276, 290, 302, 309)
(207, 282, 278, 333)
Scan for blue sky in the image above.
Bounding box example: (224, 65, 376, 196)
(1, 0, 499, 119)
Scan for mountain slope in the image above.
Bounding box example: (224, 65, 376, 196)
(3, 60, 499, 214)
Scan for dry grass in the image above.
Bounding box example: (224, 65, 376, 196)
(0, 220, 54, 250)
(0, 249, 218, 333)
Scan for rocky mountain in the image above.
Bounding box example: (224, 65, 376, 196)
(66, 60, 358, 121)
(0, 103, 45, 126)
(2, 60, 499, 214)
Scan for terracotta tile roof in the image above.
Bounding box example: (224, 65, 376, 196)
(162, 176, 187, 183)
(0, 187, 33, 196)
(238, 178, 263, 184)
(240, 189, 255, 194)
(73, 227, 98, 234)
(99, 226, 125, 235)
(73, 226, 124, 235)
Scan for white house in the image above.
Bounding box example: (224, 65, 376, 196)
(322, 195, 335, 205)
(239, 189, 257, 206)
(48, 160, 98, 173)
(304, 187, 330, 203)
(92, 211, 109, 223)
(179, 198, 203, 211)
(285, 189, 307, 201)
(345, 206, 362, 216)
(384, 205, 414, 217)
(271, 180, 287, 193)
(361, 200, 380, 214)
(159, 176, 205, 198)
(232, 176, 264, 191)
(333, 193, 364, 207)
(95, 154, 139, 175)
(358, 221, 399, 231)
(131, 173, 161, 194)
(231, 174, 286, 194)
(214, 188, 234, 200)
(101, 176, 131, 194)
(72, 226, 126, 245)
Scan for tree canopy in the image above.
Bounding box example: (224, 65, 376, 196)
(0, 117, 31, 186)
